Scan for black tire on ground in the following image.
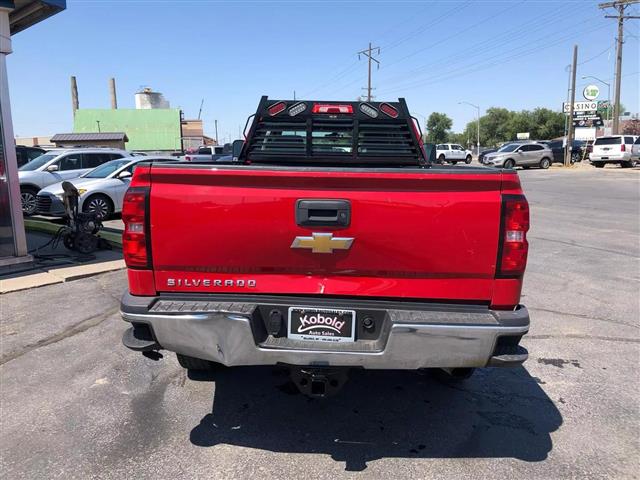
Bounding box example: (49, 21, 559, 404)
(621, 160, 637, 168)
(438, 154, 446, 164)
(176, 353, 218, 371)
(571, 152, 580, 164)
(20, 186, 39, 216)
(503, 159, 516, 169)
(539, 157, 551, 169)
(465, 155, 472, 164)
(83, 194, 114, 220)
(593, 162, 605, 168)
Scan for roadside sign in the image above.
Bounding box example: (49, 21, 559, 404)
(516, 132, 530, 140)
(572, 112, 604, 128)
(583, 85, 600, 101)
(574, 127, 596, 141)
(563, 101, 598, 113)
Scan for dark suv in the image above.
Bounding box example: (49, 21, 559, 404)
(545, 139, 587, 164)
(16, 146, 45, 168)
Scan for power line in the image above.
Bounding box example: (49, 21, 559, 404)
(376, 19, 612, 97)
(380, 2, 578, 88)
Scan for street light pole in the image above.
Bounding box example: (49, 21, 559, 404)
(459, 101, 480, 158)
(582, 75, 611, 121)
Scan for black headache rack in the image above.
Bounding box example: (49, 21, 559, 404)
(239, 96, 427, 167)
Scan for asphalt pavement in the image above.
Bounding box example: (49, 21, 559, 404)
(1, 166, 638, 479)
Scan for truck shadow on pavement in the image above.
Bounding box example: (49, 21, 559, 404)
(189, 366, 561, 471)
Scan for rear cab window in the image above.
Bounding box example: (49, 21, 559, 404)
(594, 136, 621, 145)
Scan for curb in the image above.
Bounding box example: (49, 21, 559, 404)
(24, 218, 123, 247)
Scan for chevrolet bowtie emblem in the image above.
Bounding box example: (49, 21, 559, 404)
(291, 233, 354, 254)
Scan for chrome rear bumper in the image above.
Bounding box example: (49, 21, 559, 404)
(121, 292, 529, 370)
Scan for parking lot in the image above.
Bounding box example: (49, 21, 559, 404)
(1, 166, 638, 479)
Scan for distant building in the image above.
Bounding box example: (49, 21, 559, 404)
(73, 109, 182, 152)
(181, 119, 215, 150)
(14, 135, 54, 147)
(50, 132, 128, 150)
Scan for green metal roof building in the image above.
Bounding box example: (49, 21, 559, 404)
(73, 108, 182, 152)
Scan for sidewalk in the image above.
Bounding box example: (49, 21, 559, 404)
(0, 230, 125, 294)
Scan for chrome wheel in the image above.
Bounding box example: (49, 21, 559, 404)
(20, 190, 37, 215)
(85, 195, 112, 219)
(539, 158, 551, 169)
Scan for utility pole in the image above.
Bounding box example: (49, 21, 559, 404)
(70, 76, 79, 117)
(109, 77, 117, 109)
(565, 45, 578, 167)
(599, 0, 640, 134)
(358, 42, 380, 102)
(214, 119, 219, 145)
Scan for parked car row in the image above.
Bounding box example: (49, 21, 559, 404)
(17, 147, 180, 218)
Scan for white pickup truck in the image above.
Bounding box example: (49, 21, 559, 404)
(435, 143, 473, 164)
(182, 145, 231, 162)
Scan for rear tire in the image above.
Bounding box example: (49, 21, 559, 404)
(176, 353, 219, 371)
(437, 154, 445, 164)
(621, 160, 637, 168)
(571, 152, 580, 164)
(593, 162, 604, 168)
(465, 155, 472, 164)
(503, 159, 515, 169)
(539, 157, 551, 169)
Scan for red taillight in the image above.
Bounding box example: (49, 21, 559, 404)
(122, 187, 150, 268)
(621, 144, 626, 152)
(185, 156, 192, 161)
(312, 103, 353, 114)
(497, 195, 529, 277)
(268, 101, 286, 116)
(379, 103, 399, 118)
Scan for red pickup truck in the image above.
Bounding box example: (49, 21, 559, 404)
(121, 97, 530, 397)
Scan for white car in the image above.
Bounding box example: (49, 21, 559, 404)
(18, 148, 131, 215)
(590, 135, 638, 168)
(632, 137, 640, 161)
(36, 156, 176, 220)
(435, 143, 473, 164)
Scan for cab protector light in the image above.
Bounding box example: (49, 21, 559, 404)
(379, 103, 399, 118)
(268, 101, 287, 116)
(497, 195, 530, 277)
(288, 102, 307, 116)
(122, 187, 150, 268)
(312, 104, 354, 114)
(359, 103, 379, 118)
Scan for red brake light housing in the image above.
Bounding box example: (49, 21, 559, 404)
(621, 143, 626, 152)
(122, 187, 150, 268)
(496, 195, 529, 277)
(379, 103, 399, 118)
(312, 103, 353, 114)
(267, 101, 286, 116)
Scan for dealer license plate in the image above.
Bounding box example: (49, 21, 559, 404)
(288, 307, 356, 343)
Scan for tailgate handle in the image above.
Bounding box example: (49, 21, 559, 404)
(296, 199, 351, 227)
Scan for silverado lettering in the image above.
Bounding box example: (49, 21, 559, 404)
(121, 97, 531, 397)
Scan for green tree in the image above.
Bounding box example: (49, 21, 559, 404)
(426, 112, 452, 143)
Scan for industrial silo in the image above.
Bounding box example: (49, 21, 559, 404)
(135, 87, 170, 109)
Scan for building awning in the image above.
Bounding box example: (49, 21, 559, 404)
(50, 132, 129, 142)
(8, 0, 66, 35)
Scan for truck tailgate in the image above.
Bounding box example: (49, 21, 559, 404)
(149, 166, 503, 301)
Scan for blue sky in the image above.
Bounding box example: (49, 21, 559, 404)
(7, 0, 640, 143)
